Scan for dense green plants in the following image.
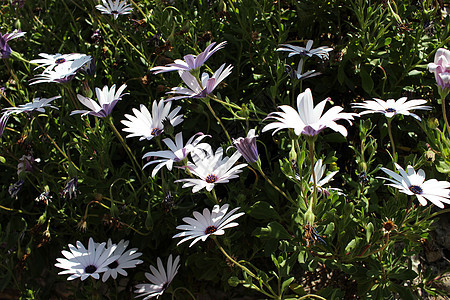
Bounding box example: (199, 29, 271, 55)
(0, 0, 449, 299)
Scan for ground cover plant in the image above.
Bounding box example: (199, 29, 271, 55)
(0, 0, 449, 299)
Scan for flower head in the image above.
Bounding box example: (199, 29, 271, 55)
(143, 132, 211, 177)
(62, 177, 78, 200)
(262, 88, 356, 137)
(165, 64, 233, 101)
(232, 129, 259, 164)
(134, 255, 180, 299)
(71, 84, 127, 118)
(285, 59, 321, 81)
(379, 163, 450, 209)
(55, 237, 120, 281)
(427, 48, 450, 90)
(96, 0, 133, 20)
(173, 204, 244, 247)
(101, 239, 143, 282)
(277, 40, 332, 60)
(0, 112, 10, 136)
(121, 100, 183, 141)
(150, 41, 227, 74)
(29, 64, 78, 85)
(0, 30, 26, 58)
(175, 147, 247, 193)
(311, 159, 342, 196)
(30, 53, 92, 74)
(352, 97, 431, 121)
(3, 96, 60, 115)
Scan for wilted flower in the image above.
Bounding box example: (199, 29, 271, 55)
(262, 88, 356, 137)
(165, 64, 233, 101)
(134, 255, 180, 299)
(71, 84, 127, 118)
(9, 179, 24, 199)
(96, 0, 133, 20)
(0, 30, 26, 58)
(427, 48, 450, 90)
(101, 239, 143, 282)
(30, 53, 92, 74)
(175, 147, 247, 193)
(379, 163, 450, 209)
(150, 41, 227, 74)
(173, 204, 244, 247)
(17, 153, 40, 176)
(121, 100, 183, 141)
(55, 237, 120, 281)
(381, 218, 397, 236)
(35, 191, 52, 204)
(277, 40, 333, 60)
(62, 178, 78, 200)
(352, 97, 431, 121)
(232, 129, 259, 164)
(285, 59, 321, 80)
(143, 132, 210, 177)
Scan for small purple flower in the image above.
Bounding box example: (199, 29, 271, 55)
(232, 129, 259, 164)
(0, 30, 26, 59)
(428, 48, 450, 91)
(62, 178, 78, 200)
(9, 179, 24, 199)
(17, 154, 40, 176)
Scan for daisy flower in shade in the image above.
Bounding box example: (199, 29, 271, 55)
(311, 159, 342, 196)
(70, 84, 127, 118)
(29, 64, 79, 85)
(351, 97, 431, 121)
(143, 132, 211, 177)
(173, 204, 244, 247)
(165, 64, 233, 101)
(277, 40, 333, 60)
(30, 53, 92, 74)
(96, 0, 133, 20)
(175, 147, 247, 193)
(0, 112, 10, 136)
(3, 96, 60, 114)
(150, 41, 227, 74)
(427, 47, 450, 90)
(101, 239, 143, 282)
(0, 29, 26, 58)
(379, 163, 450, 209)
(232, 129, 259, 164)
(134, 255, 180, 299)
(55, 237, 120, 281)
(121, 100, 183, 141)
(285, 59, 321, 81)
(262, 88, 356, 137)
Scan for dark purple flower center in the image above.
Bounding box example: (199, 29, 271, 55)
(151, 128, 163, 136)
(108, 260, 119, 269)
(111, 10, 119, 14)
(205, 174, 218, 183)
(409, 185, 423, 194)
(55, 58, 66, 64)
(162, 282, 169, 290)
(385, 108, 396, 113)
(84, 265, 97, 274)
(205, 225, 218, 234)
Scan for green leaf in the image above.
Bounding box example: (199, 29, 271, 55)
(366, 222, 374, 243)
(248, 201, 281, 220)
(389, 282, 416, 300)
(228, 276, 240, 287)
(253, 222, 292, 240)
(0, 156, 5, 163)
(281, 277, 295, 294)
(360, 67, 374, 94)
(389, 269, 417, 281)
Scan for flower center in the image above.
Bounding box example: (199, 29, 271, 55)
(205, 174, 218, 183)
(383, 221, 395, 232)
(409, 185, 423, 194)
(108, 260, 119, 269)
(151, 128, 163, 136)
(204, 225, 218, 234)
(162, 282, 169, 290)
(55, 58, 66, 64)
(84, 265, 97, 274)
(385, 108, 396, 113)
(111, 10, 119, 14)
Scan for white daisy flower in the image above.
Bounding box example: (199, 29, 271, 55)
(121, 100, 183, 141)
(134, 255, 180, 299)
(262, 88, 356, 137)
(150, 41, 227, 74)
(351, 97, 431, 121)
(286, 58, 321, 80)
(379, 163, 450, 209)
(142, 132, 211, 177)
(175, 147, 247, 193)
(165, 63, 233, 101)
(311, 159, 342, 196)
(70, 84, 128, 118)
(30, 53, 92, 74)
(29, 63, 79, 85)
(3, 96, 60, 114)
(101, 239, 143, 282)
(55, 237, 120, 281)
(277, 40, 333, 60)
(96, 0, 133, 20)
(173, 204, 244, 247)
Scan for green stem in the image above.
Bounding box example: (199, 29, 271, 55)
(441, 94, 450, 135)
(297, 295, 327, 300)
(171, 287, 196, 300)
(255, 162, 296, 206)
(204, 98, 232, 145)
(208, 189, 219, 205)
(387, 118, 396, 160)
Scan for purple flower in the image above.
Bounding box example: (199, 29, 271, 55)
(0, 30, 26, 58)
(17, 154, 40, 176)
(62, 178, 78, 200)
(232, 129, 259, 164)
(71, 84, 128, 118)
(9, 180, 24, 199)
(150, 41, 227, 74)
(428, 48, 450, 90)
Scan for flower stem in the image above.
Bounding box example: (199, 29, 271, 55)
(255, 162, 296, 206)
(441, 93, 450, 135)
(387, 118, 396, 160)
(203, 98, 232, 145)
(171, 287, 196, 300)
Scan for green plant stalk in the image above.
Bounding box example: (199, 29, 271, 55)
(440, 92, 450, 134)
(387, 117, 396, 159)
(171, 287, 196, 300)
(203, 98, 232, 145)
